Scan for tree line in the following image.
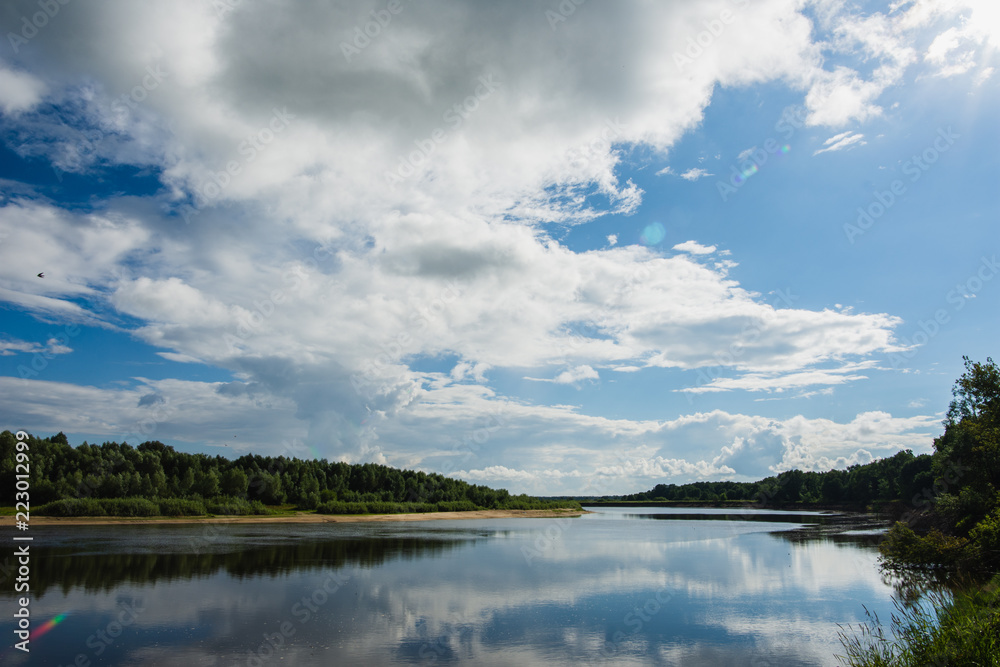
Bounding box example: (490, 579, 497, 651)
(0, 432, 578, 515)
(612, 448, 935, 507)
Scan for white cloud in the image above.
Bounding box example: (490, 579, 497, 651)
(814, 130, 867, 155)
(0, 0, 985, 484)
(679, 167, 714, 181)
(672, 240, 717, 255)
(0, 63, 45, 114)
(0, 375, 943, 494)
(680, 362, 877, 394)
(658, 166, 713, 180)
(524, 365, 599, 386)
(0, 338, 73, 357)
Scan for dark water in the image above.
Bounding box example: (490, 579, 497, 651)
(0, 507, 899, 666)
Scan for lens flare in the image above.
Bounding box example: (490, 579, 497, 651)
(640, 222, 666, 245)
(31, 612, 69, 640)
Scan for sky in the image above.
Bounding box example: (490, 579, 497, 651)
(0, 0, 997, 496)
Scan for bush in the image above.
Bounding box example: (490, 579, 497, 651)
(157, 498, 206, 516)
(435, 500, 478, 512)
(35, 497, 161, 517)
(880, 522, 972, 568)
(35, 498, 107, 517)
(206, 498, 268, 515)
(968, 508, 1000, 567)
(315, 501, 448, 515)
(101, 498, 159, 517)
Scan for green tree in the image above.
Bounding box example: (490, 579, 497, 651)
(221, 468, 249, 497)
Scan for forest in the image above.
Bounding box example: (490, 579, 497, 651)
(610, 448, 936, 508)
(0, 432, 577, 516)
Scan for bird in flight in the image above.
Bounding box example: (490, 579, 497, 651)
(37, 272, 44, 278)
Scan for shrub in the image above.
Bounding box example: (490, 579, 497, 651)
(968, 508, 1000, 567)
(157, 498, 206, 516)
(101, 497, 159, 517)
(880, 522, 972, 567)
(435, 500, 478, 512)
(35, 498, 107, 516)
(206, 498, 268, 515)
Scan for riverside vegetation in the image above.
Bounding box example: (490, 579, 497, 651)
(835, 357, 1000, 666)
(0, 433, 578, 517)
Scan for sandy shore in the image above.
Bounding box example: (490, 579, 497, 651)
(3, 508, 590, 527)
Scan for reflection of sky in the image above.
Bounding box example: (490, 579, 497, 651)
(0, 512, 896, 666)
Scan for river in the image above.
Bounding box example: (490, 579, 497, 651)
(1, 507, 900, 666)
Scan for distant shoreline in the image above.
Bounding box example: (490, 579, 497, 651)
(581, 500, 874, 512)
(4, 508, 590, 526)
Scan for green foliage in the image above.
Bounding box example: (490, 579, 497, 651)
(837, 575, 1000, 666)
(35, 498, 107, 516)
(879, 523, 972, 568)
(35, 497, 159, 517)
(841, 358, 1000, 666)
(157, 498, 207, 516)
(968, 507, 1000, 569)
(316, 501, 438, 515)
(617, 449, 933, 507)
(205, 498, 268, 515)
(2, 430, 575, 516)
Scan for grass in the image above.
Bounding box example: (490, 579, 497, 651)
(836, 574, 1000, 666)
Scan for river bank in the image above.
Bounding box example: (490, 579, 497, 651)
(2, 507, 589, 526)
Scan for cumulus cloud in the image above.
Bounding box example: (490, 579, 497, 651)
(0, 0, 986, 487)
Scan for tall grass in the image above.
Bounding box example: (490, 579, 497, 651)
(837, 575, 1000, 666)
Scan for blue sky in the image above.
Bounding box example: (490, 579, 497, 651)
(0, 0, 997, 494)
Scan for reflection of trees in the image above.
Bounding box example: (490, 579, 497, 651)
(625, 511, 841, 524)
(878, 563, 991, 606)
(27, 536, 476, 597)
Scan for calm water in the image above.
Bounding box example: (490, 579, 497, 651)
(0, 507, 902, 666)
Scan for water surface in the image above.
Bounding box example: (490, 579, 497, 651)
(0, 507, 897, 666)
